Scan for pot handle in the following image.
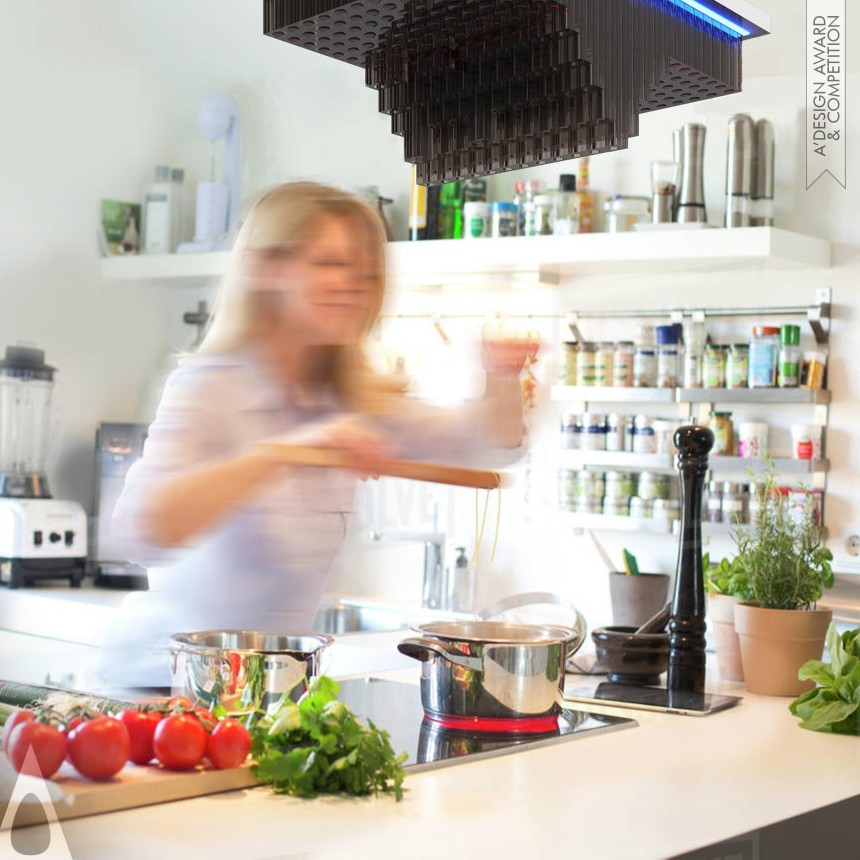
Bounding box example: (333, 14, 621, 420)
(477, 591, 588, 655)
(398, 637, 483, 671)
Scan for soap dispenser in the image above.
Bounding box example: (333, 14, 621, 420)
(448, 547, 475, 614)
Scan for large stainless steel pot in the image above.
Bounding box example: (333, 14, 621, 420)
(169, 630, 333, 715)
(398, 618, 585, 732)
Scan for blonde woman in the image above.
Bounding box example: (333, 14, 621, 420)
(104, 181, 527, 688)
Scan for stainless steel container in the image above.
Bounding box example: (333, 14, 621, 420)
(725, 114, 754, 228)
(751, 119, 775, 226)
(677, 123, 707, 223)
(169, 630, 334, 715)
(398, 619, 585, 731)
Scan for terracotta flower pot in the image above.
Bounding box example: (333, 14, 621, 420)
(734, 603, 832, 697)
(706, 592, 744, 682)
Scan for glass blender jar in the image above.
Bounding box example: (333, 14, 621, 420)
(0, 346, 87, 588)
(0, 346, 55, 497)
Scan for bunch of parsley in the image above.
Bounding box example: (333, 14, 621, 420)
(249, 676, 407, 800)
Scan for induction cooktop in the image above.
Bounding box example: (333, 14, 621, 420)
(335, 677, 637, 772)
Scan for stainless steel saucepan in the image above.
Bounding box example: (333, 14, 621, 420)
(169, 630, 333, 715)
(398, 595, 586, 731)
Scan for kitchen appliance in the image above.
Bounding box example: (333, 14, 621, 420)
(398, 618, 586, 732)
(0, 346, 87, 588)
(92, 421, 148, 588)
(265, 0, 769, 185)
(177, 94, 241, 253)
(169, 630, 334, 714)
(338, 677, 635, 769)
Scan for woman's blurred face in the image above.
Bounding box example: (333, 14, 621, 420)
(255, 213, 378, 346)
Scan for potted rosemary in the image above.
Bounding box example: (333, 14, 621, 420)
(723, 465, 834, 696)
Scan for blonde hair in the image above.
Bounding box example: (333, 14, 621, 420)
(198, 181, 402, 413)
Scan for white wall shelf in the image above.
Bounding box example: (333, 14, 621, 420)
(552, 386, 831, 406)
(557, 512, 674, 534)
(99, 227, 831, 287)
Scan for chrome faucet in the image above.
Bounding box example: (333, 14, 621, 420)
(368, 529, 447, 609)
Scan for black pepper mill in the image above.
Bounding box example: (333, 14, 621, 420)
(668, 424, 714, 694)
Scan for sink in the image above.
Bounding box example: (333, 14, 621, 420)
(312, 598, 473, 635)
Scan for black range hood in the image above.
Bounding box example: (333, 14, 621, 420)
(264, 0, 770, 185)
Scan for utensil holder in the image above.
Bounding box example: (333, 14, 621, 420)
(609, 572, 671, 628)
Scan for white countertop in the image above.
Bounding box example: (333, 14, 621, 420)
(3, 585, 860, 859)
(7, 628, 857, 860)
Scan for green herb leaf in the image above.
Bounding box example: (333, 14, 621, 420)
(797, 700, 859, 733)
(248, 675, 407, 801)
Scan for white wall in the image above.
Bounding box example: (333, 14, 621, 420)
(1, 0, 858, 621)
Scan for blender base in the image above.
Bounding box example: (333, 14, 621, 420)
(1, 556, 86, 588)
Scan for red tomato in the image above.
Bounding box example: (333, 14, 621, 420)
(206, 719, 251, 770)
(192, 707, 217, 734)
(61, 714, 85, 764)
(6, 722, 67, 779)
(117, 710, 162, 765)
(67, 717, 130, 780)
(3, 710, 36, 753)
(153, 713, 207, 771)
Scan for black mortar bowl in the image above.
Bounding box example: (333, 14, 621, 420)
(592, 626, 670, 685)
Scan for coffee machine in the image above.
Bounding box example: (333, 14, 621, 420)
(92, 421, 148, 589)
(0, 346, 87, 588)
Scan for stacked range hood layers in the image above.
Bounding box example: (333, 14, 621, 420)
(264, 0, 768, 186)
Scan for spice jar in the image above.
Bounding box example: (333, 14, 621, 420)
(534, 194, 555, 235)
(721, 482, 747, 525)
(778, 324, 801, 388)
(708, 412, 734, 456)
(653, 499, 681, 527)
(802, 351, 827, 389)
(558, 469, 578, 512)
(637, 472, 670, 501)
(605, 195, 651, 232)
(595, 342, 614, 387)
(576, 342, 597, 387)
(629, 496, 652, 519)
(559, 341, 579, 385)
(726, 344, 749, 389)
(580, 413, 607, 451)
(560, 413, 579, 449)
(703, 344, 727, 389)
(705, 480, 723, 523)
(656, 324, 680, 388)
(632, 415, 657, 454)
(490, 202, 518, 238)
(748, 326, 780, 388)
(613, 341, 635, 387)
(633, 325, 657, 388)
(605, 471, 635, 499)
(606, 414, 625, 452)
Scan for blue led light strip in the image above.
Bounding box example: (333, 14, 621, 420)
(664, 0, 751, 38)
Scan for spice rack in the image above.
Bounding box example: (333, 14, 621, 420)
(552, 293, 833, 537)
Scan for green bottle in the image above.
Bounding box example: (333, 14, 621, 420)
(437, 182, 464, 239)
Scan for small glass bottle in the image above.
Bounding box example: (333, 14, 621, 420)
(726, 343, 749, 389)
(534, 194, 555, 235)
(613, 341, 635, 387)
(437, 181, 464, 239)
(708, 411, 735, 456)
(576, 156, 594, 234)
(559, 341, 579, 385)
(748, 326, 780, 388)
(521, 180, 543, 237)
(594, 342, 614, 387)
(656, 324, 680, 388)
(683, 318, 707, 389)
(633, 325, 657, 388)
(553, 174, 581, 235)
(778, 324, 801, 388)
(513, 181, 527, 236)
(576, 342, 597, 386)
(703, 344, 727, 389)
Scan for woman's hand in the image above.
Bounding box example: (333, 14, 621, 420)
(284, 415, 392, 479)
(481, 319, 540, 379)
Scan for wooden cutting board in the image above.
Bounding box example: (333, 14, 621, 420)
(0, 757, 262, 829)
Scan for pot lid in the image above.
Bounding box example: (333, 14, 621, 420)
(415, 620, 576, 645)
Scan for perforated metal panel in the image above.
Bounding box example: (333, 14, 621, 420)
(264, 0, 766, 185)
